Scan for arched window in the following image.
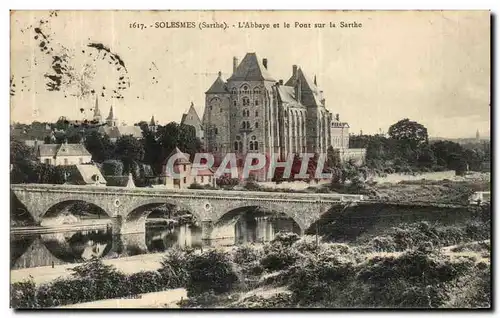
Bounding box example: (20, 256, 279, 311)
(255, 110, 258, 117)
(255, 100, 259, 106)
(253, 87, 261, 95)
(249, 141, 254, 150)
(242, 110, 246, 117)
(240, 85, 250, 94)
(234, 141, 239, 150)
(214, 128, 218, 135)
(255, 142, 259, 150)
(231, 87, 237, 95)
(242, 97, 250, 106)
(255, 122, 259, 128)
(233, 100, 237, 106)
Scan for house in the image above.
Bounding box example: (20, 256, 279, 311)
(161, 147, 215, 189)
(98, 125, 143, 143)
(36, 142, 92, 166)
(66, 164, 107, 186)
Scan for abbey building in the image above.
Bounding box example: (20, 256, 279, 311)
(199, 52, 365, 165)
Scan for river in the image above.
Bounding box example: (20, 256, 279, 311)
(10, 223, 204, 270)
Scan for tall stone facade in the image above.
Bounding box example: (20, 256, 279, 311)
(201, 53, 365, 173)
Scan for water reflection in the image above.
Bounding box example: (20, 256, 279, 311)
(10, 223, 203, 270)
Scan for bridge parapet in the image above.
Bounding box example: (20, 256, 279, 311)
(11, 184, 361, 232)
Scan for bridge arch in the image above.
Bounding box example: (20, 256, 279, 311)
(122, 198, 201, 223)
(42, 199, 111, 221)
(213, 201, 307, 231)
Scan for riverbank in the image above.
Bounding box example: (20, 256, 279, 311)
(11, 252, 165, 285)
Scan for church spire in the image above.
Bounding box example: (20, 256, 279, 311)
(314, 75, 317, 86)
(93, 96, 102, 123)
(150, 115, 156, 126)
(106, 106, 117, 127)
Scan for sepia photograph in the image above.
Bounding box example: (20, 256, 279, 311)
(9, 10, 491, 309)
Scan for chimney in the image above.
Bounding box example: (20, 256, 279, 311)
(292, 65, 298, 78)
(335, 114, 340, 121)
(233, 56, 238, 74)
(262, 58, 268, 69)
(279, 79, 283, 85)
(295, 78, 302, 102)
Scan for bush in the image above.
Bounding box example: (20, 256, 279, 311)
(158, 248, 191, 288)
(261, 242, 301, 272)
(10, 258, 187, 308)
(102, 160, 124, 176)
(11, 278, 37, 308)
(271, 232, 300, 247)
(186, 250, 239, 296)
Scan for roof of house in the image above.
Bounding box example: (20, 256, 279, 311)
(99, 125, 143, 139)
(74, 164, 107, 185)
(164, 147, 191, 165)
(228, 53, 276, 82)
(56, 143, 92, 157)
(37, 144, 59, 157)
(206, 72, 229, 94)
(181, 103, 203, 127)
(37, 143, 91, 158)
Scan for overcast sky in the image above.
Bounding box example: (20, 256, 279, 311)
(10, 10, 490, 138)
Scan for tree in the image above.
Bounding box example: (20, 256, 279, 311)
(10, 137, 35, 164)
(114, 135, 145, 173)
(416, 144, 437, 169)
(388, 119, 429, 150)
(102, 159, 124, 176)
(157, 122, 202, 164)
(431, 140, 465, 170)
(84, 131, 114, 163)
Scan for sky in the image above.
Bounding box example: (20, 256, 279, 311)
(10, 10, 490, 138)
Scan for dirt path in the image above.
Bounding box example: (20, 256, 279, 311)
(58, 288, 187, 308)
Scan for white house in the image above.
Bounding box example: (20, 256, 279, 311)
(36, 142, 92, 166)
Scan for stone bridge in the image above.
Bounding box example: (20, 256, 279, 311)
(11, 184, 365, 245)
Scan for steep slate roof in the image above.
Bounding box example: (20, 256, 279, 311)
(284, 68, 323, 107)
(37, 144, 59, 157)
(99, 125, 143, 139)
(228, 53, 276, 82)
(56, 143, 92, 157)
(276, 86, 302, 107)
(206, 72, 229, 94)
(37, 143, 91, 158)
(181, 103, 202, 126)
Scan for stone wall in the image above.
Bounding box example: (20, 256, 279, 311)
(370, 170, 456, 184)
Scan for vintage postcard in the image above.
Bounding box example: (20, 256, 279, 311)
(10, 10, 491, 309)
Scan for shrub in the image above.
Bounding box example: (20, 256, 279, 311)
(186, 250, 239, 296)
(11, 278, 37, 308)
(261, 242, 301, 272)
(102, 160, 124, 176)
(271, 232, 300, 247)
(233, 244, 262, 265)
(158, 248, 191, 288)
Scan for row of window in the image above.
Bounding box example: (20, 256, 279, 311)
(231, 85, 261, 95)
(241, 121, 259, 129)
(233, 140, 259, 151)
(233, 97, 259, 107)
(44, 158, 84, 165)
(242, 109, 258, 117)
